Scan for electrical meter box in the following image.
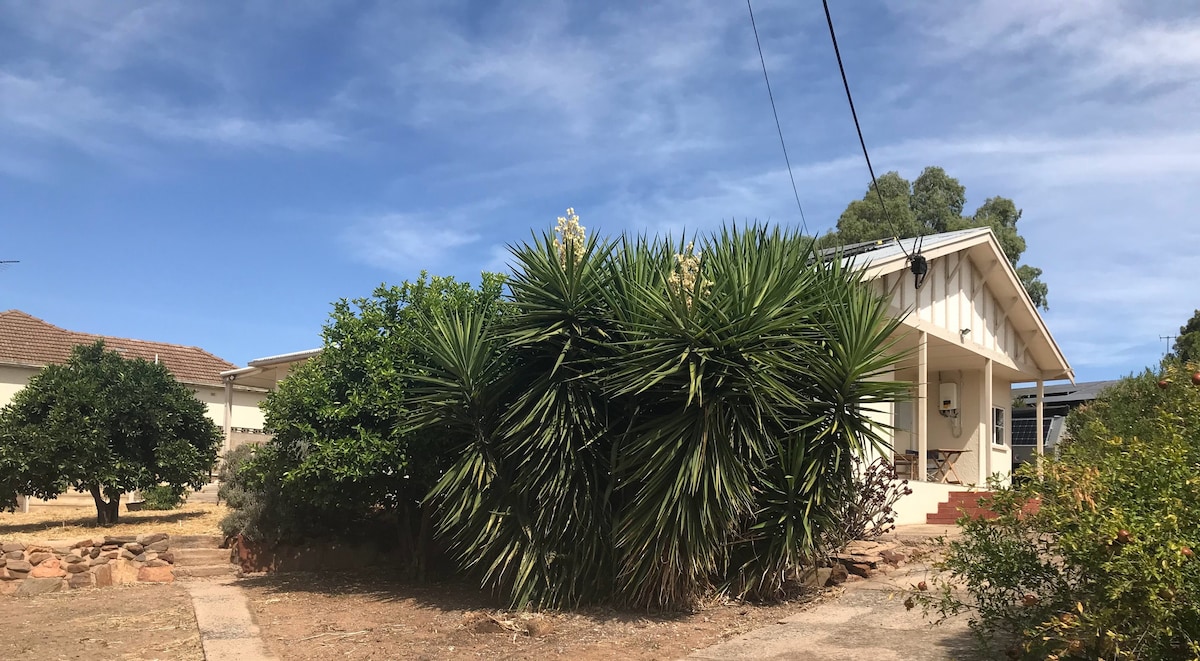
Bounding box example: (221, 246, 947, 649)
(939, 383, 959, 412)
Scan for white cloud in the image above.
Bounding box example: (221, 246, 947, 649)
(340, 211, 485, 273)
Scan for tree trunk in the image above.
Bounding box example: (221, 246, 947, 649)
(89, 485, 120, 525)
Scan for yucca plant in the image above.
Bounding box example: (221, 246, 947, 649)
(412, 215, 909, 610)
(415, 222, 622, 608)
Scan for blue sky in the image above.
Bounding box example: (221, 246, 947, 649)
(2, 0, 1198, 383)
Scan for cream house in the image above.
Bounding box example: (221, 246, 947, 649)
(218, 348, 320, 452)
(846, 228, 1073, 524)
(0, 310, 269, 446)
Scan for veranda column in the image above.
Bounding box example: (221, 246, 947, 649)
(979, 358, 993, 483)
(917, 331, 928, 481)
(223, 377, 233, 455)
(1035, 378, 1045, 478)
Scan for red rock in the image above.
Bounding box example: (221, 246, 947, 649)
(847, 562, 873, 578)
(68, 572, 95, 589)
(137, 565, 174, 583)
(27, 552, 53, 566)
(828, 563, 849, 585)
(92, 564, 113, 588)
(30, 558, 66, 578)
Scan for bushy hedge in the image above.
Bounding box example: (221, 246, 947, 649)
(919, 361, 1200, 659)
(217, 275, 504, 576)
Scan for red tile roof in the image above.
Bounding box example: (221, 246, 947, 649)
(0, 310, 236, 387)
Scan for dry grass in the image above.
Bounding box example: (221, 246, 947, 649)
(0, 501, 227, 542)
(0, 582, 203, 660)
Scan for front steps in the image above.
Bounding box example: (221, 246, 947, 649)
(926, 490, 997, 524)
(172, 535, 238, 580)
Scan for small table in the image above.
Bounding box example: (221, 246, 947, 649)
(929, 449, 968, 484)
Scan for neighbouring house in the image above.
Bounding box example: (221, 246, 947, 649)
(0, 310, 269, 452)
(1010, 379, 1117, 470)
(841, 228, 1074, 524)
(219, 348, 320, 452)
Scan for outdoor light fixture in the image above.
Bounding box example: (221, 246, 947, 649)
(909, 254, 928, 288)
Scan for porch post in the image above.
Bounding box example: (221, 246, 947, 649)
(223, 377, 233, 455)
(1035, 378, 1045, 478)
(917, 331, 928, 481)
(980, 358, 993, 483)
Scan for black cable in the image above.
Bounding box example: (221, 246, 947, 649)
(820, 0, 911, 260)
(747, 0, 810, 238)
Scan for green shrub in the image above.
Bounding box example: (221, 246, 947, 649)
(918, 361, 1200, 659)
(141, 484, 187, 510)
(218, 275, 504, 572)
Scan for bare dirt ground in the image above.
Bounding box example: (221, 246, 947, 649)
(243, 571, 826, 661)
(0, 502, 227, 542)
(0, 582, 203, 660)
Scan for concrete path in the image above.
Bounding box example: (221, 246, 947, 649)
(183, 577, 277, 661)
(687, 562, 978, 661)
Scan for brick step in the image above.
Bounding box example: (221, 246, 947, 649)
(172, 548, 232, 566)
(170, 535, 224, 549)
(927, 491, 997, 524)
(174, 564, 238, 579)
(927, 513, 999, 523)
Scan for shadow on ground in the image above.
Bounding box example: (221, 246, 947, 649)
(238, 569, 821, 627)
(0, 509, 209, 535)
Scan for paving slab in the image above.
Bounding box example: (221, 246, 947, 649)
(687, 562, 980, 661)
(184, 577, 277, 661)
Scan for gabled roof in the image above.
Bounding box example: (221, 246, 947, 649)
(841, 228, 1073, 381)
(0, 310, 237, 387)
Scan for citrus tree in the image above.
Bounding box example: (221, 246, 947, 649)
(0, 341, 221, 524)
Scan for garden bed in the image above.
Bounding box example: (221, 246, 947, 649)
(243, 571, 825, 660)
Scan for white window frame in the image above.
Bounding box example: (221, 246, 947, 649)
(992, 406, 1006, 445)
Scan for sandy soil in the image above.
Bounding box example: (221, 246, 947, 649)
(244, 571, 825, 661)
(0, 582, 203, 660)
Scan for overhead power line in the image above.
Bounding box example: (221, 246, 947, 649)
(746, 0, 810, 238)
(820, 0, 913, 261)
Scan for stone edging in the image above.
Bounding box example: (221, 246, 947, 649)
(1, 533, 176, 596)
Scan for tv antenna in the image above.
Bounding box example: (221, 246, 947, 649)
(1160, 334, 1177, 352)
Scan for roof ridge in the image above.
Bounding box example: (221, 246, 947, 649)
(75, 332, 238, 368)
(0, 309, 75, 333)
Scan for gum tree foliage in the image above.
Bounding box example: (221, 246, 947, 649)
(409, 219, 909, 609)
(0, 341, 220, 525)
(1171, 309, 1200, 364)
(817, 166, 1049, 309)
(919, 362, 1200, 659)
(226, 274, 505, 573)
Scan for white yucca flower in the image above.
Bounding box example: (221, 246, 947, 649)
(553, 207, 586, 267)
(667, 242, 712, 307)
